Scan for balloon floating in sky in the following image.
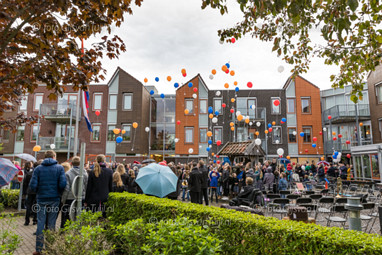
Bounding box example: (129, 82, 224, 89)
(222, 103, 226, 108)
(188, 82, 193, 88)
(230, 70, 235, 76)
(231, 38, 236, 43)
(145, 127, 150, 132)
(312, 144, 317, 148)
(268, 123, 272, 128)
(144, 78, 148, 83)
(230, 109, 234, 113)
(182, 73, 187, 77)
(209, 74, 214, 80)
(184, 109, 189, 114)
(208, 107, 213, 114)
(193, 87, 198, 92)
(174, 83, 179, 88)
(216, 91, 221, 96)
(225, 63, 230, 69)
(160, 93, 165, 99)
(256, 122, 261, 127)
(208, 140, 213, 145)
(212, 69, 217, 75)
(167, 76, 171, 82)
(132, 122, 138, 129)
(155, 77, 159, 82)
(116, 136, 123, 143)
(188, 148, 193, 154)
(192, 93, 197, 99)
(206, 147, 210, 152)
(150, 90, 154, 95)
(300, 132, 305, 137)
(281, 117, 287, 122)
(224, 83, 229, 89)
(181, 68, 186, 74)
(95, 110, 100, 116)
(277, 65, 284, 73)
(176, 120, 181, 125)
(234, 81, 238, 86)
(247, 82, 253, 88)
(235, 87, 239, 92)
(215, 111, 219, 116)
(273, 99, 280, 106)
(222, 65, 228, 72)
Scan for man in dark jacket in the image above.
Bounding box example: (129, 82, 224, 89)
(23, 161, 37, 226)
(198, 160, 209, 205)
(188, 162, 202, 204)
(310, 160, 317, 176)
(317, 164, 326, 182)
(339, 163, 348, 180)
(327, 163, 336, 177)
(29, 150, 66, 255)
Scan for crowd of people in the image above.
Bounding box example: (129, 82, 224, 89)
(4, 151, 354, 255)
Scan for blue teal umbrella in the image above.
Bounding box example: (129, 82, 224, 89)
(136, 163, 177, 198)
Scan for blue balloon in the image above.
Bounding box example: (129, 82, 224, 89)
(312, 144, 317, 148)
(213, 160, 217, 163)
(188, 82, 193, 88)
(333, 155, 337, 159)
(300, 132, 305, 137)
(208, 107, 213, 114)
(334, 151, 339, 156)
(225, 63, 230, 69)
(116, 136, 123, 144)
(235, 87, 239, 92)
(281, 118, 287, 122)
(206, 147, 210, 152)
(150, 90, 154, 95)
(160, 93, 165, 99)
(174, 83, 179, 88)
(208, 140, 213, 145)
(155, 77, 159, 82)
(268, 123, 272, 128)
(215, 111, 219, 116)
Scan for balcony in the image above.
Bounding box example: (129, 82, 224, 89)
(323, 104, 370, 124)
(39, 137, 79, 153)
(235, 107, 266, 122)
(40, 103, 80, 123)
(324, 139, 372, 154)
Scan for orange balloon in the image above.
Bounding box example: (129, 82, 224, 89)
(332, 131, 336, 136)
(321, 156, 325, 161)
(113, 128, 120, 135)
(255, 131, 259, 136)
(234, 81, 238, 86)
(122, 130, 126, 134)
(286, 156, 291, 160)
(212, 69, 217, 75)
(33, 145, 41, 152)
(237, 115, 243, 121)
(167, 76, 172, 82)
(144, 78, 148, 83)
(245, 118, 250, 124)
(222, 65, 228, 72)
(231, 127, 235, 131)
(230, 122, 234, 127)
(224, 83, 229, 89)
(181, 68, 186, 74)
(265, 130, 269, 134)
(184, 109, 189, 114)
(230, 70, 235, 76)
(207, 131, 213, 137)
(231, 98, 235, 103)
(132, 122, 138, 129)
(272, 121, 276, 126)
(211, 153, 215, 156)
(209, 114, 213, 119)
(360, 122, 363, 126)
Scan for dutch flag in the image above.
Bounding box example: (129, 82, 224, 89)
(82, 90, 93, 132)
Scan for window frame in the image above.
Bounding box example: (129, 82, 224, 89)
(272, 126, 282, 144)
(302, 126, 312, 143)
(107, 125, 116, 141)
(91, 123, 101, 142)
(287, 98, 296, 114)
(16, 125, 25, 141)
(185, 99, 194, 115)
(199, 128, 207, 143)
(199, 99, 207, 114)
(123, 93, 133, 111)
(301, 97, 312, 114)
(213, 98, 222, 115)
(376, 83, 382, 104)
(271, 97, 281, 115)
(92, 93, 103, 111)
(33, 93, 43, 112)
(30, 124, 40, 142)
(288, 127, 297, 143)
(0, 129, 10, 143)
(213, 126, 223, 144)
(184, 127, 194, 144)
(109, 94, 117, 110)
(122, 124, 132, 142)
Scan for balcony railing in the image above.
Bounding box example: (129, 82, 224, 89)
(40, 102, 79, 121)
(324, 139, 372, 154)
(235, 107, 266, 121)
(39, 137, 78, 152)
(323, 104, 370, 123)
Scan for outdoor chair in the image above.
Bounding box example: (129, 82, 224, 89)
(320, 189, 329, 196)
(299, 204, 317, 218)
(360, 203, 375, 232)
(269, 198, 290, 219)
(280, 190, 291, 196)
(335, 197, 348, 204)
(264, 194, 280, 207)
(348, 185, 358, 195)
(303, 190, 315, 196)
(309, 194, 323, 204)
(315, 197, 335, 221)
(326, 205, 347, 228)
(296, 198, 312, 205)
(368, 205, 380, 233)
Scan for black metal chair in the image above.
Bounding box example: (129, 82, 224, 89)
(335, 197, 348, 204)
(304, 190, 315, 196)
(360, 203, 375, 232)
(315, 197, 335, 221)
(269, 198, 290, 219)
(309, 194, 323, 204)
(287, 194, 300, 200)
(320, 189, 329, 196)
(326, 205, 347, 228)
(280, 190, 291, 196)
(296, 198, 313, 205)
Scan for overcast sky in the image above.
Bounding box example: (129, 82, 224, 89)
(89, 0, 339, 93)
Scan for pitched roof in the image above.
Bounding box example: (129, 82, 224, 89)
(217, 141, 265, 156)
(282, 75, 320, 90)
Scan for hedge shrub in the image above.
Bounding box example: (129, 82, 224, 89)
(107, 193, 382, 255)
(0, 189, 19, 209)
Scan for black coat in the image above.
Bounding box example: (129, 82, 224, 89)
(120, 173, 129, 186)
(112, 183, 126, 193)
(199, 166, 209, 189)
(85, 165, 113, 204)
(327, 167, 336, 177)
(127, 176, 137, 193)
(23, 169, 35, 195)
(238, 185, 255, 200)
(189, 167, 202, 192)
(167, 176, 181, 199)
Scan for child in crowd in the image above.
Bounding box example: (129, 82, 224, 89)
(232, 173, 239, 197)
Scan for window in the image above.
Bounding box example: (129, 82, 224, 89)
(93, 93, 102, 111)
(199, 100, 207, 114)
(288, 128, 297, 143)
(185, 127, 194, 143)
(91, 124, 101, 142)
(199, 128, 207, 143)
(0, 129, 10, 143)
(287, 98, 295, 114)
(236, 97, 257, 116)
(214, 127, 222, 143)
(31, 124, 40, 142)
(376, 83, 382, 104)
(122, 124, 131, 141)
(213, 98, 222, 114)
(123, 94, 132, 110)
(272, 126, 282, 144)
(16, 126, 24, 141)
(34, 94, 43, 112)
(20, 96, 28, 112)
(301, 97, 311, 114)
(237, 127, 248, 142)
(379, 118, 382, 139)
(107, 125, 116, 141)
(271, 98, 281, 115)
(109, 95, 117, 110)
(185, 99, 193, 114)
(302, 126, 312, 143)
(247, 99, 256, 118)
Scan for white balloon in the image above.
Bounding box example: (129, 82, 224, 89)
(209, 145, 212, 148)
(277, 148, 284, 156)
(212, 117, 218, 123)
(251, 105, 256, 110)
(323, 127, 327, 132)
(301, 165, 306, 171)
(275, 140, 280, 144)
(209, 74, 214, 80)
(188, 148, 193, 154)
(199, 145, 202, 148)
(145, 127, 150, 132)
(255, 138, 262, 146)
(174, 138, 179, 143)
(50, 144, 55, 149)
(256, 122, 261, 127)
(219, 39, 224, 44)
(249, 122, 253, 126)
(215, 91, 221, 96)
(192, 93, 197, 99)
(293, 131, 297, 136)
(236, 111, 241, 117)
(277, 65, 285, 73)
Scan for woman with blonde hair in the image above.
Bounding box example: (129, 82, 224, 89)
(85, 154, 113, 217)
(127, 169, 137, 193)
(116, 164, 128, 186)
(112, 172, 126, 193)
(61, 162, 71, 173)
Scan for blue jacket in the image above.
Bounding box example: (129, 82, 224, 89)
(29, 158, 67, 202)
(278, 178, 288, 191)
(209, 171, 220, 188)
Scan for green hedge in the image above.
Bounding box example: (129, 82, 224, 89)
(107, 193, 382, 255)
(0, 189, 19, 209)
